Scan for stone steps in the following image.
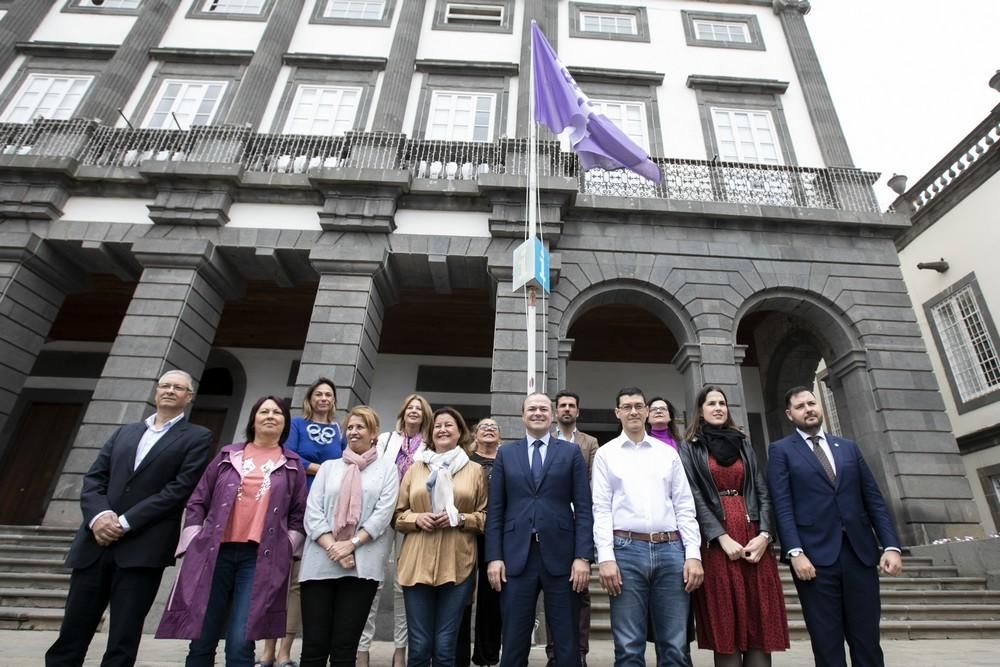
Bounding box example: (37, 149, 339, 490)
(0, 587, 70, 609)
(0, 525, 76, 631)
(0, 606, 66, 631)
(0, 557, 71, 574)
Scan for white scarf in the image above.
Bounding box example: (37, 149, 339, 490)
(416, 447, 470, 527)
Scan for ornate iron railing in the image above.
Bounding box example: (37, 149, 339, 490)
(3, 119, 881, 213)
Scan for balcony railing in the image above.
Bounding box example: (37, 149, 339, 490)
(1, 119, 881, 214)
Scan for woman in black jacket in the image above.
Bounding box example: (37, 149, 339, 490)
(679, 385, 788, 667)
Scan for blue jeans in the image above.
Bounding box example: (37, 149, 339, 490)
(186, 542, 258, 667)
(403, 574, 475, 667)
(609, 537, 688, 667)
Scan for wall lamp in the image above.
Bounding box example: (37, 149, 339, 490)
(916, 259, 949, 273)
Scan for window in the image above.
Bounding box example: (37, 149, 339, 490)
(324, 0, 384, 20)
(579, 11, 637, 36)
(710, 108, 781, 164)
(283, 85, 361, 135)
(202, 0, 266, 13)
(930, 283, 1000, 404)
(682, 10, 765, 51)
(0, 74, 92, 123)
(693, 19, 750, 44)
(143, 79, 227, 129)
(569, 3, 649, 42)
(73, 0, 141, 8)
(818, 380, 842, 436)
(445, 2, 503, 26)
(589, 99, 647, 151)
(0, 10, 7, 21)
(426, 91, 495, 142)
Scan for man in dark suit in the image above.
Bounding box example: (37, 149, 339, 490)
(46, 370, 213, 667)
(767, 386, 903, 667)
(485, 392, 593, 667)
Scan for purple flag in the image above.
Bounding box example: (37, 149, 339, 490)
(531, 21, 661, 183)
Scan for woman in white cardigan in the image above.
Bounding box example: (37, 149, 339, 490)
(357, 393, 434, 667)
(299, 406, 399, 667)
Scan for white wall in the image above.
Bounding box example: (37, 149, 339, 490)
(227, 202, 323, 230)
(159, 0, 270, 51)
(415, 0, 523, 63)
(393, 209, 491, 237)
(61, 197, 154, 224)
(288, 1, 397, 57)
(33, 4, 135, 45)
(223, 347, 299, 437)
(898, 171, 1000, 436)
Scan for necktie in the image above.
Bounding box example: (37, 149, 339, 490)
(531, 439, 544, 487)
(808, 435, 836, 484)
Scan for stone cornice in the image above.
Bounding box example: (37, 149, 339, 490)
(282, 53, 387, 71)
(686, 74, 789, 95)
(414, 59, 519, 77)
(148, 48, 255, 66)
(567, 66, 664, 86)
(15, 41, 117, 60)
(772, 0, 811, 14)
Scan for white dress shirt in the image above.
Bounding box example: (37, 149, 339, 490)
(525, 432, 551, 466)
(795, 427, 836, 475)
(592, 430, 701, 563)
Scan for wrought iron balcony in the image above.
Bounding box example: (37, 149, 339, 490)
(0, 119, 881, 214)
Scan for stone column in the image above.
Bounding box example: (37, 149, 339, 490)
(692, 339, 749, 429)
(75, 0, 183, 124)
(516, 0, 558, 137)
(0, 232, 82, 438)
(0, 0, 56, 77)
(224, 0, 306, 128)
(293, 237, 390, 413)
(556, 337, 574, 393)
(43, 237, 242, 526)
(370, 0, 427, 132)
(772, 0, 854, 168)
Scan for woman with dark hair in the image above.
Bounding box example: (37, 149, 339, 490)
(157, 396, 308, 667)
(298, 405, 400, 667)
(679, 386, 788, 667)
(358, 393, 434, 667)
(394, 407, 487, 667)
(647, 396, 682, 450)
(261, 378, 343, 667)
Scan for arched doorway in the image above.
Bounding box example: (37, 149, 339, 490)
(189, 349, 247, 450)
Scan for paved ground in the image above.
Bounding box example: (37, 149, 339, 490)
(10, 632, 996, 666)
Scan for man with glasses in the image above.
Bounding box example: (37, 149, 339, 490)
(593, 387, 703, 666)
(47, 370, 213, 667)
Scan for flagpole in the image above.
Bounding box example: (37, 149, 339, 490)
(525, 22, 539, 396)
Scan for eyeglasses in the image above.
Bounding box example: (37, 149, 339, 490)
(478, 424, 499, 432)
(157, 383, 191, 393)
(617, 403, 647, 413)
(648, 406, 669, 414)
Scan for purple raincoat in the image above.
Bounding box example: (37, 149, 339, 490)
(156, 443, 307, 641)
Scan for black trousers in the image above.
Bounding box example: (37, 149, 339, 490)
(45, 549, 164, 667)
(300, 576, 379, 667)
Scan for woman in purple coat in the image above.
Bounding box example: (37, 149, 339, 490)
(157, 395, 308, 667)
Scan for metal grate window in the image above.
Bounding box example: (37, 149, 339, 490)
(1, 74, 92, 123)
(203, 0, 266, 13)
(283, 85, 361, 136)
(579, 11, 637, 35)
(819, 381, 842, 436)
(693, 19, 750, 44)
(144, 79, 227, 130)
(931, 286, 1000, 402)
(324, 0, 385, 20)
(445, 3, 504, 26)
(711, 108, 781, 165)
(427, 91, 495, 143)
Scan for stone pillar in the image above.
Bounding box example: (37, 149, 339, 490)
(0, 0, 56, 77)
(75, 0, 183, 124)
(370, 0, 427, 132)
(693, 339, 749, 429)
(0, 232, 82, 438)
(225, 0, 306, 128)
(516, 0, 558, 137)
(293, 237, 390, 413)
(829, 348, 982, 545)
(556, 337, 574, 392)
(772, 0, 854, 168)
(43, 237, 242, 526)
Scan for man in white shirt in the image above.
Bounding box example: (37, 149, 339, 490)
(593, 387, 703, 666)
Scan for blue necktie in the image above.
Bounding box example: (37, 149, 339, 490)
(531, 439, 544, 487)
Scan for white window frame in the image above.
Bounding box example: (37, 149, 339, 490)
(0, 10, 8, 22)
(0, 74, 93, 123)
(588, 99, 648, 152)
(579, 11, 637, 36)
(201, 0, 266, 14)
(710, 107, 782, 165)
(282, 85, 362, 136)
(818, 380, 842, 436)
(692, 19, 751, 44)
(931, 285, 1000, 402)
(426, 91, 496, 143)
(142, 79, 228, 130)
(323, 0, 385, 20)
(445, 2, 504, 26)
(77, 0, 141, 9)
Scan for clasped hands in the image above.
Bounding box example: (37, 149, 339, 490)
(91, 512, 124, 547)
(718, 533, 769, 563)
(325, 539, 357, 568)
(414, 512, 454, 531)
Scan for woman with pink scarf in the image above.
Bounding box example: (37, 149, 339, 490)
(298, 406, 400, 667)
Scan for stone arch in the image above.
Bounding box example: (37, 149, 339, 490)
(190, 348, 247, 448)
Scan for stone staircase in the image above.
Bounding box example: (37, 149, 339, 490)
(589, 555, 1000, 641)
(0, 525, 77, 631)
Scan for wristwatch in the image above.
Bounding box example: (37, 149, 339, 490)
(760, 531, 773, 544)
(350, 535, 361, 548)
(788, 548, 804, 558)
(457, 514, 466, 528)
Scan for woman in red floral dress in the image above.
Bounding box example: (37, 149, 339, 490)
(680, 385, 789, 667)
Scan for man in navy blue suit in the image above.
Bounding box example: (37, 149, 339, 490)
(485, 393, 593, 667)
(767, 386, 903, 667)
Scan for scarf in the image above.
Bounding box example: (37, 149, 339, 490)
(331, 445, 378, 540)
(649, 427, 677, 450)
(417, 447, 470, 527)
(395, 432, 423, 481)
(699, 425, 744, 467)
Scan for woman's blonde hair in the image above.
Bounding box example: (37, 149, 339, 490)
(393, 393, 433, 439)
(342, 406, 380, 449)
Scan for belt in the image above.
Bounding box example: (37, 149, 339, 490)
(719, 489, 742, 496)
(613, 530, 680, 543)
